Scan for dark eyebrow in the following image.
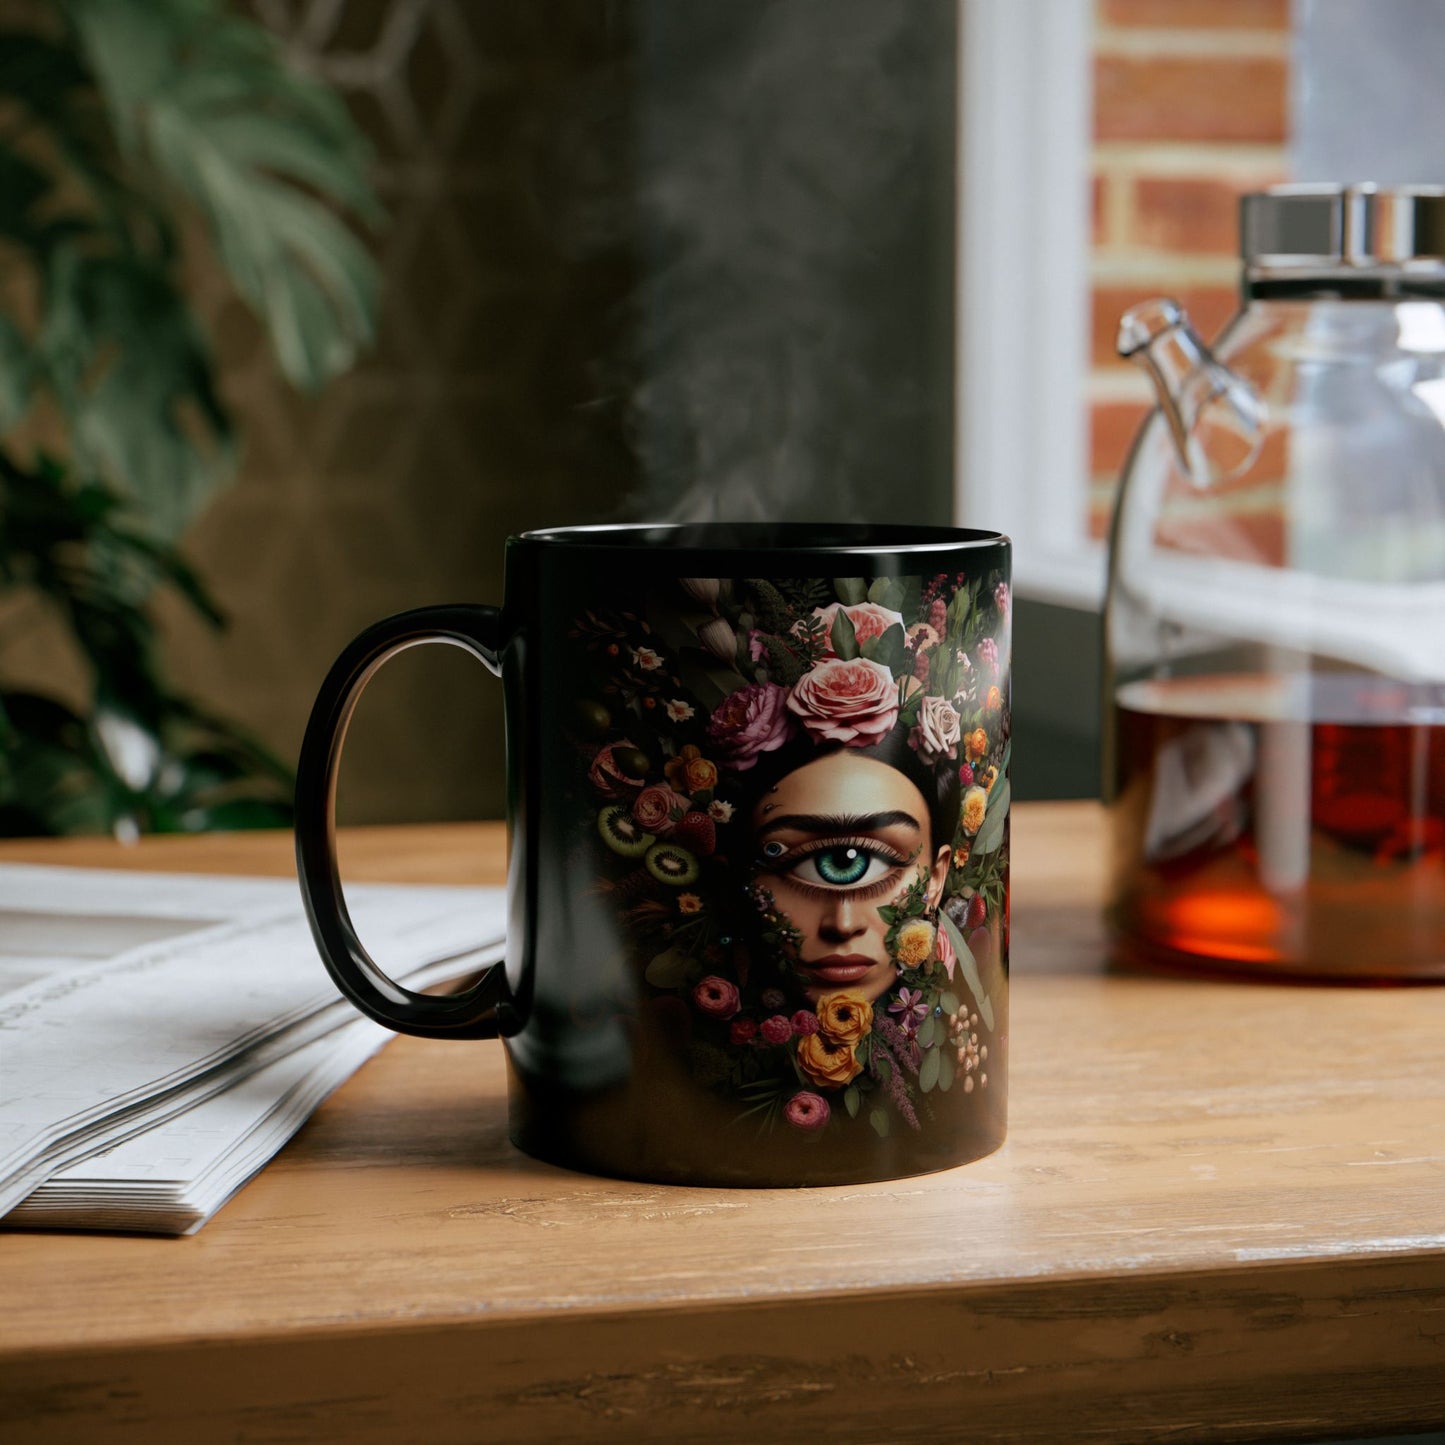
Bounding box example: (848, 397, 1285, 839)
(757, 811, 921, 837)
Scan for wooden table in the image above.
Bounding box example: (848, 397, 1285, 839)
(2, 803, 1443, 1444)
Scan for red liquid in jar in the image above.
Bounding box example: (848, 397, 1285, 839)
(1110, 675, 1445, 979)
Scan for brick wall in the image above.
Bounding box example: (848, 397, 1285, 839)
(1088, 0, 1291, 539)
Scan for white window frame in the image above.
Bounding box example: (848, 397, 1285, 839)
(956, 0, 1104, 610)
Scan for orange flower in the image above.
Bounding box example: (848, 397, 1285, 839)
(965, 727, 989, 761)
(893, 919, 936, 969)
(979, 764, 999, 793)
(678, 893, 703, 915)
(815, 990, 873, 1047)
(985, 685, 1003, 712)
(796, 1033, 862, 1089)
(962, 785, 988, 835)
(665, 744, 720, 795)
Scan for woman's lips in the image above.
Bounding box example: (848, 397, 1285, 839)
(800, 954, 876, 985)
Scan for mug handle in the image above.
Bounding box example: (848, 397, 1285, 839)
(295, 605, 515, 1040)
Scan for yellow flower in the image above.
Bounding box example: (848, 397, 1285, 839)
(664, 744, 719, 795)
(985, 685, 1003, 712)
(965, 727, 989, 761)
(815, 990, 873, 1046)
(796, 1033, 862, 1088)
(677, 893, 703, 915)
(962, 785, 988, 835)
(979, 764, 999, 793)
(893, 918, 936, 969)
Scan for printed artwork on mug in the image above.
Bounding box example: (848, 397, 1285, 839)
(566, 573, 1010, 1142)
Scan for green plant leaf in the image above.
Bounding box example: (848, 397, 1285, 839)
(939, 990, 961, 1017)
(868, 1107, 890, 1139)
(938, 1047, 955, 1092)
(867, 577, 905, 612)
(917, 1013, 936, 1048)
(833, 577, 867, 605)
(939, 910, 995, 1030)
(66, 0, 381, 394)
(830, 608, 859, 661)
(844, 1084, 861, 1119)
(645, 948, 691, 989)
(972, 779, 1010, 856)
(919, 1045, 941, 1094)
(871, 622, 906, 675)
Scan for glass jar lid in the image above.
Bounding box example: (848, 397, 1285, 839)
(1242, 183, 1445, 272)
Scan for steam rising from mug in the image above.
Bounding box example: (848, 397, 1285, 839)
(551, 1, 956, 524)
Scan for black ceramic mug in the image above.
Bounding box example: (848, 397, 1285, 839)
(296, 523, 1011, 1187)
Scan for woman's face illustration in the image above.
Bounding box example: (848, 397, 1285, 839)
(749, 751, 952, 1005)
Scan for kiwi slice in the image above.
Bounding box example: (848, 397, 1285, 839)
(597, 805, 652, 858)
(644, 840, 700, 886)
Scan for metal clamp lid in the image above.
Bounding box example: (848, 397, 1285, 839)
(1241, 184, 1445, 270)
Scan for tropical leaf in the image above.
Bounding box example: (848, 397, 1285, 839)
(62, 0, 381, 395)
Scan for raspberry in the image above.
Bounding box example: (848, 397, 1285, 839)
(928, 598, 947, 635)
(957, 762, 974, 787)
(966, 893, 987, 931)
(672, 811, 716, 856)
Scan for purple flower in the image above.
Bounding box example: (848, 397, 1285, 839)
(887, 986, 930, 1023)
(784, 1091, 831, 1132)
(706, 683, 795, 771)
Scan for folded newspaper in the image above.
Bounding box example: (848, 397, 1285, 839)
(0, 864, 505, 1235)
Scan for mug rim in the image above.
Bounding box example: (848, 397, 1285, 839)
(514, 522, 1009, 556)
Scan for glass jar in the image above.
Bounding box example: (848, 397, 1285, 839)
(1105, 185, 1445, 980)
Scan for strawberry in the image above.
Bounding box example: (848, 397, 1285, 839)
(672, 811, 716, 856)
(966, 892, 988, 931)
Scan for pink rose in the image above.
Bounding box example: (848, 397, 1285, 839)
(729, 1017, 759, 1045)
(760, 1014, 794, 1045)
(804, 601, 906, 659)
(632, 784, 688, 835)
(706, 683, 795, 770)
(588, 740, 643, 798)
(912, 695, 961, 763)
(784, 1090, 831, 1131)
(791, 1009, 820, 1036)
(936, 921, 958, 981)
(786, 657, 899, 746)
(693, 975, 741, 1019)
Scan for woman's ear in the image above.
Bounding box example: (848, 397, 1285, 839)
(926, 845, 952, 909)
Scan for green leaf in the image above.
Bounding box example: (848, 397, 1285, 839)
(972, 779, 1010, 856)
(833, 577, 867, 605)
(844, 1085, 861, 1119)
(938, 1047, 956, 1092)
(919, 1046, 941, 1093)
(644, 948, 691, 989)
(68, 0, 381, 394)
(939, 910, 995, 1031)
(867, 577, 906, 612)
(0, 317, 32, 428)
(917, 1014, 937, 1048)
(871, 622, 906, 675)
(868, 1108, 890, 1139)
(830, 608, 859, 661)
(939, 990, 961, 1017)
